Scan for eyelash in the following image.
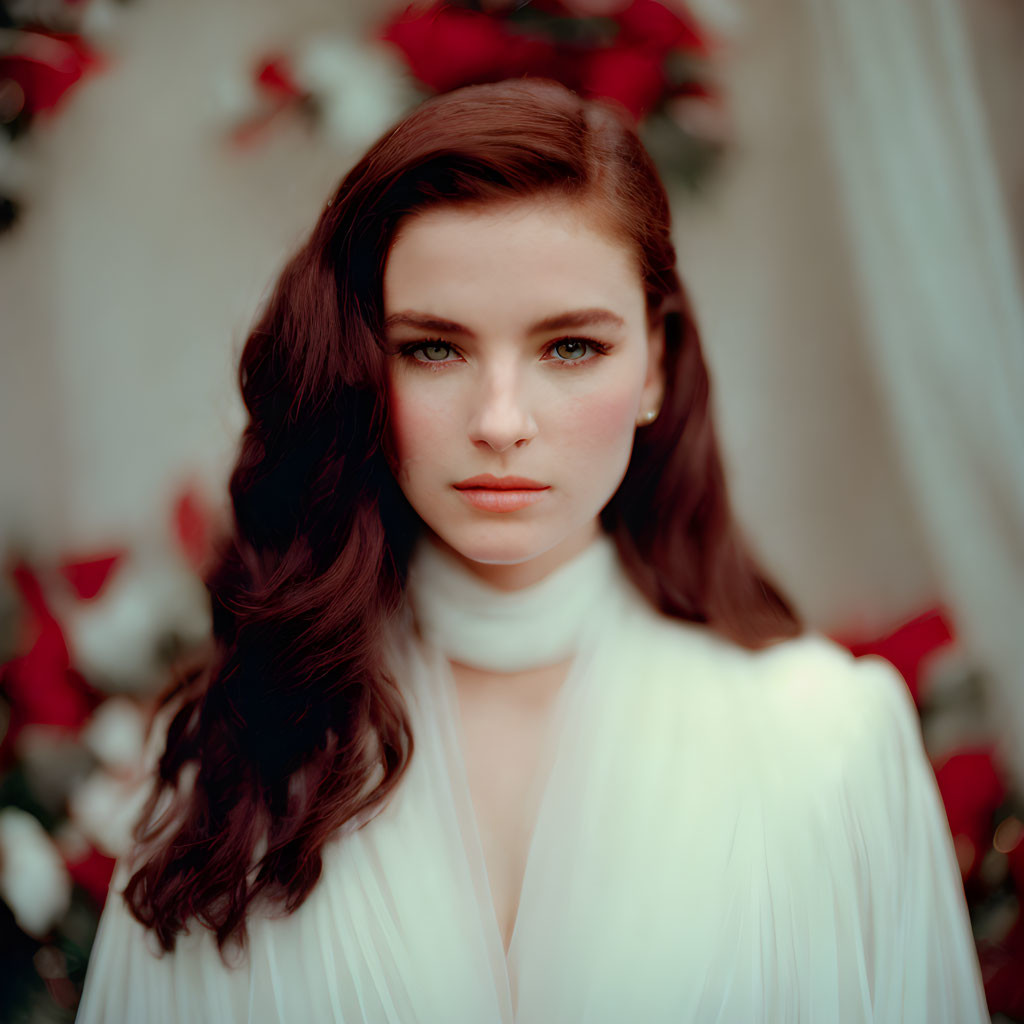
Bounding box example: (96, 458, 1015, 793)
(396, 337, 611, 371)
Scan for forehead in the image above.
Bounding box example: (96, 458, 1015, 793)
(382, 200, 644, 324)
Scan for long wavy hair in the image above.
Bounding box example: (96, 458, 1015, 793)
(123, 78, 802, 957)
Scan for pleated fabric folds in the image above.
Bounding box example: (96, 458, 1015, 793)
(76, 540, 989, 1023)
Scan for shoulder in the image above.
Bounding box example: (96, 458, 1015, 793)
(748, 630, 915, 746)
(648, 615, 915, 735)
(744, 630, 909, 715)
(630, 595, 905, 716)
(738, 630, 923, 809)
(636, 610, 918, 783)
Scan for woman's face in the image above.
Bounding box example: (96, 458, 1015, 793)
(383, 199, 664, 588)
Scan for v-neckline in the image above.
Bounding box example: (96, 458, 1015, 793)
(431, 636, 596, 992)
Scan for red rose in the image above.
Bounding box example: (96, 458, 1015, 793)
(835, 606, 954, 706)
(0, 31, 105, 117)
(614, 0, 712, 57)
(65, 844, 117, 909)
(578, 46, 665, 119)
(380, 5, 556, 93)
(0, 564, 95, 761)
(934, 747, 1006, 882)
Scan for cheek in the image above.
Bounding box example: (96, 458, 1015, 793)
(559, 384, 639, 453)
(386, 379, 447, 470)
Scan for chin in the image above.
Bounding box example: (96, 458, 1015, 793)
(431, 521, 560, 567)
(448, 536, 546, 567)
(434, 513, 603, 574)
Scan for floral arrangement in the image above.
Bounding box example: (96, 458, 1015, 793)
(0, 0, 127, 234)
(222, 34, 414, 153)
(224, 1, 730, 194)
(378, 0, 730, 191)
(0, 484, 216, 1022)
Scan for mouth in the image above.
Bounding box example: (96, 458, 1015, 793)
(453, 487, 550, 513)
(453, 474, 549, 491)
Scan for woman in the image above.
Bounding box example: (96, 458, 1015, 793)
(76, 79, 989, 1022)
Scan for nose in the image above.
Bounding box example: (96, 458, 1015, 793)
(466, 362, 538, 453)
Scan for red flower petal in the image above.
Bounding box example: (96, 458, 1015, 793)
(0, 31, 105, 116)
(254, 53, 306, 99)
(0, 564, 93, 745)
(834, 606, 954, 706)
(380, 5, 556, 93)
(65, 845, 117, 909)
(614, 0, 711, 56)
(579, 46, 665, 119)
(58, 552, 125, 601)
(934, 747, 1006, 880)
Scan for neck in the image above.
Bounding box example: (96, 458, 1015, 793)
(405, 527, 621, 672)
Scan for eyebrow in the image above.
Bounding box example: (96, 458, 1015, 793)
(383, 308, 627, 337)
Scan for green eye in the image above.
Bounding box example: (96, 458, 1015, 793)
(420, 343, 451, 361)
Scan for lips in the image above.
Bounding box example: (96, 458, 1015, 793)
(453, 474, 549, 491)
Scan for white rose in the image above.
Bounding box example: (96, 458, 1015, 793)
(0, 808, 72, 939)
(68, 768, 152, 859)
(295, 35, 416, 151)
(81, 697, 148, 773)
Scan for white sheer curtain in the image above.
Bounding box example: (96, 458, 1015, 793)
(796, 0, 1024, 788)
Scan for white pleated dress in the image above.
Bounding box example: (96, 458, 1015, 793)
(75, 532, 990, 1023)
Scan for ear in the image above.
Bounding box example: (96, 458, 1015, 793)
(640, 315, 666, 415)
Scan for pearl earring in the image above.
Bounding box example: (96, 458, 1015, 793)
(636, 409, 658, 426)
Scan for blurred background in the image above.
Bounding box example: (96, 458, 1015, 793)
(0, 0, 1022, 1019)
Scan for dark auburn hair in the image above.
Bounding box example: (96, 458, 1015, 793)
(123, 78, 801, 957)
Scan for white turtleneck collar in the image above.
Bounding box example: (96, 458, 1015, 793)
(404, 530, 622, 673)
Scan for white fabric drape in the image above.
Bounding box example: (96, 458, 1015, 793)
(796, 0, 1024, 786)
(76, 533, 988, 1022)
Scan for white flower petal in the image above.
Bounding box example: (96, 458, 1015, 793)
(0, 808, 72, 939)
